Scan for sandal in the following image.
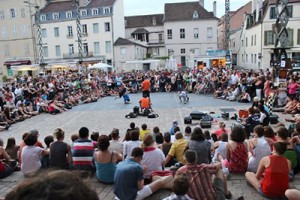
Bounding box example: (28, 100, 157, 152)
(225, 191, 232, 199)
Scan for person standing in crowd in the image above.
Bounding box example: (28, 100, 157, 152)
(72, 127, 95, 172)
(141, 76, 151, 98)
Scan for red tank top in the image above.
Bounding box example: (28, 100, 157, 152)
(261, 155, 289, 198)
(226, 143, 248, 173)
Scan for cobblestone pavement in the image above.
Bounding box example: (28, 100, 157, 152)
(0, 92, 298, 200)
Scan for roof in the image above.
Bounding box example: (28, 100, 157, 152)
(40, 0, 116, 13)
(125, 14, 164, 28)
(132, 28, 150, 34)
(164, 1, 217, 22)
(246, 0, 269, 29)
(114, 37, 146, 47)
(269, 0, 300, 4)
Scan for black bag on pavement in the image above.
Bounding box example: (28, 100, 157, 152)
(125, 112, 138, 119)
(269, 114, 279, 124)
(133, 106, 140, 115)
(148, 113, 159, 118)
(200, 115, 212, 128)
(221, 112, 229, 120)
(184, 116, 192, 124)
(190, 111, 206, 120)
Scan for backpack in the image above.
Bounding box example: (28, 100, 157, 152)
(148, 113, 159, 118)
(125, 112, 138, 119)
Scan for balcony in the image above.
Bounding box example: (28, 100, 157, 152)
(147, 39, 164, 46)
(82, 32, 88, 37)
(63, 52, 94, 59)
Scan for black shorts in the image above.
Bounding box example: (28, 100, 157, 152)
(142, 90, 150, 98)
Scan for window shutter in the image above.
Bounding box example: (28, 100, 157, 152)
(14, 8, 17, 18)
(7, 9, 11, 19)
(290, 29, 294, 46)
(264, 31, 267, 46)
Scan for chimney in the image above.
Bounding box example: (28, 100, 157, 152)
(252, 0, 257, 13)
(213, 1, 216, 17)
(199, 0, 204, 8)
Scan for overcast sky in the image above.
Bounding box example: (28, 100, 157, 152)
(124, 0, 251, 18)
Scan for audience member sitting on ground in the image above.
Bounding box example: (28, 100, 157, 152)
(139, 123, 150, 141)
(91, 131, 99, 149)
(114, 147, 164, 200)
(5, 170, 99, 200)
(94, 135, 122, 184)
(21, 133, 49, 176)
(213, 122, 228, 139)
(72, 127, 95, 172)
(108, 129, 123, 155)
(0, 143, 14, 179)
(164, 132, 187, 166)
(5, 137, 19, 161)
(49, 128, 72, 169)
(285, 189, 300, 200)
(187, 127, 211, 164)
(141, 134, 165, 183)
(219, 126, 248, 174)
(176, 150, 232, 199)
(212, 133, 228, 163)
(245, 142, 291, 199)
(123, 130, 142, 159)
(243, 107, 260, 139)
(162, 173, 192, 200)
(247, 125, 272, 173)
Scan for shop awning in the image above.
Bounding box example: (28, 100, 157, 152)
(4, 59, 31, 66)
(11, 64, 39, 71)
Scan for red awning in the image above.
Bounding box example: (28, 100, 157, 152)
(4, 59, 31, 66)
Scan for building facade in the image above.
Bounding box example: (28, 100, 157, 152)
(39, 0, 124, 69)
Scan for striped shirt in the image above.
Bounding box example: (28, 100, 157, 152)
(72, 138, 94, 170)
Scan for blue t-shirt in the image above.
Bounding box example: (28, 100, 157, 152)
(114, 158, 144, 200)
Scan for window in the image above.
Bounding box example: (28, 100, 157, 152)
(12, 26, 17, 37)
(207, 27, 213, 38)
(103, 7, 110, 14)
(68, 44, 74, 54)
(105, 22, 110, 32)
(254, 34, 256, 45)
(254, 54, 257, 63)
(264, 30, 274, 45)
(167, 29, 172, 39)
(82, 24, 87, 35)
(55, 45, 61, 57)
(54, 27, 59, 37)
(43, 46, 48, 57)
(83, 43, 88, 54)
(40, 15, 46, 21)
(181, 49, 185, 54)
(120, 47, 126, 55)
(193, 11, 199, 19)
(67, 26, 73, 37)
(53, 13, 59, 20)
(94, 42, 100, 55)
(4, 45, 10, 57)
(181, 56, 186, 67)
(180, 28, 185, 39)
(242, 39, 244, 47)
(22, 25, 28, 36)
(92, 9, 98, 15)
(21, 8, 25, 18)
(246, 54, 248, 62)
(251, 35, 253, 46)
(81, 9, 87, 16)
(251, 54, 253, 63)
(93, 23, 99, 33)
(105, 41, 111, 53)
(194, 48, 199, 55)
(287, 29, 294, 46)
(242, 54, 244, 62)
(194, 28, 199, 39)
(152, 17, 156, 25)
(1, 27, 7, 38)
(0, 10, 4, 19)
(66, 11, 72, 18)
(270, 6, 293, 19)
(24, 43, 30, 56)
(246, 37, 248, 46)
(159, 34, 163, 43)
(10, 9, 16, 18)
(297, 29, 300, 45)
(41, 28, 47, 38)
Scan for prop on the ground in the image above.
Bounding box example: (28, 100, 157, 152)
(269, 114, 279, 124)
(200, 115, 212, 128)
(221, 112, 229, 120)
(125, 106, 159, 119)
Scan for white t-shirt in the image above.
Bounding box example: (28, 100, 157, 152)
(124, 141, 142, 158)
(109, 140, 123, 154)
(21, 146, 44, 176)
(141, 148, 165, 179)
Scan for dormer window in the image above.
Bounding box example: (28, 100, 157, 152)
(103, 7, 110, 14)
(40, 14, 46, 21)
(193, 11, 199, 19)
(152, 17, 156, 25)
(92, 8, 98, 15)
(53, 13, 59, 20)
(81, 9, 87, 16)
(66, 11, 72, 18)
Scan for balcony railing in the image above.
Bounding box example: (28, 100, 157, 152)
(148, 39, 164, 45)
(63, 52, 94, 59)
(66, 34, 74, 38)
